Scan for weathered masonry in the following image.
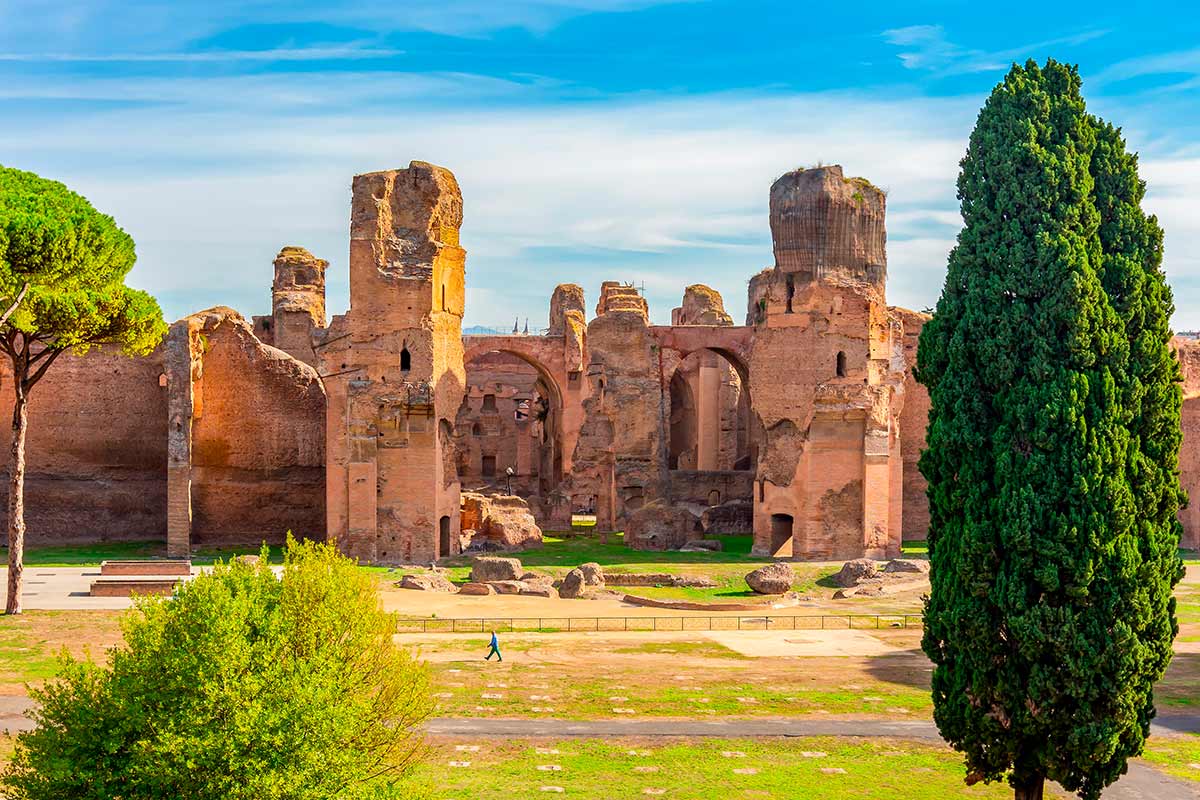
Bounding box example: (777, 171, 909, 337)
(5, 160, 1200, 558)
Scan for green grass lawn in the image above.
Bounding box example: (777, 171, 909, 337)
(418, 736, 1059, 800)
(422, 657, 933, 719)
(902, 540, 929, 557)
(1139, 734, 1200, 783)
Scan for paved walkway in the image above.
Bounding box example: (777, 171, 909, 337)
(425, 717, 1199, 800)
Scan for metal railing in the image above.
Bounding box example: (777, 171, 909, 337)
(395, 614, 923, 633)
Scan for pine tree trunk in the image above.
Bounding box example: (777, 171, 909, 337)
(1013, 776, 1044, 800)
(5, 384, 27, 615)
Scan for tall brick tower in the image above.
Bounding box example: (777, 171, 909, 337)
(747, 165, 904, 560)
(320, 161, 467, 563)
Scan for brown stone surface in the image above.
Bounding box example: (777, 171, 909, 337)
(672, 284, 734, 326)
(89, 577, 180, 597)
(558, 567, 587, 598)
(624, 501, 699, 551)
(27, 160, 1200, 566)
(469, 556, 524, 582)
(883, 558, 929, 575)
(321, 161, 466, 564)
(1176, 337, 1200, 550)
(399, 573, 457, 592)
(0, 344, 168, 544)
(458, 581, 495, 596)
(100, 560, 191, 577)
(745, 562, 794, 594)
(769, 165, 886, 288)
(578, 562, 604, 586)
(834, 558, 880, 587)
(460, 492, 543, 551)
(893, 306, 931, 542)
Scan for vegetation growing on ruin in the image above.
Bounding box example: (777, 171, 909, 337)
(0, 166, 166, 615)
(917, 59, 1183, 800)
(3, 539, 432, 800)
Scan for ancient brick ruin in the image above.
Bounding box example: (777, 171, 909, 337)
(6, 160, 1200, 559)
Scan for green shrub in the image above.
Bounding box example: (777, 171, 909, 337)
(3, 537, 432, 800)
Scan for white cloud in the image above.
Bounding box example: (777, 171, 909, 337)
(882, 24, 1109, 77)
(3, 64, 1196, 329)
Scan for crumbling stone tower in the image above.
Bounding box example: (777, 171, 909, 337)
(320, 162, 467, 563)
(252, 246, 328, 366)
(747, 165, 905, 560)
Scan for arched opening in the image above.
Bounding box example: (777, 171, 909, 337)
(400, 345, 411, 373)
(770, 513, 793, 556)
(471, 422, 482, 436)
(456, 348, 564, 508)
(439, 515, 451, 558)
(707, 489, 721, 506)
(836, 351, 846, 378)
(785, 274, 795, 313)
(667, 348, 754, 472)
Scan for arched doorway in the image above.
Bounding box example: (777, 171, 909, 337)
(456, 349, 564, 503)
(667, 348, 754, 472)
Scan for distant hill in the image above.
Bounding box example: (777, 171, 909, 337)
(463, 325, 507, 336)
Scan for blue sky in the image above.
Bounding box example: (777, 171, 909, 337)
(2, 1, 1199, 329)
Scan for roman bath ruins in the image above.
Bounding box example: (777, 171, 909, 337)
(6, 160, 1200, 563)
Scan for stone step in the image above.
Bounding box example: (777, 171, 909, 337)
(90, 577, 183, 597)
(100, 559, 192, 577)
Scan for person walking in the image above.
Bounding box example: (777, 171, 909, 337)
(485, 630, 502, 662)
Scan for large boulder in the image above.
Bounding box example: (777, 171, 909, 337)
(745, 562, 794, 595)
(458, 582, 495, 596)
(470, 556, 523, 583)
(559, 568, 588, 599)
(489, 580, 527, 595)
(834, 559, 880, 587)
(398, 573, 457, 592)
(480, 494, 544, 550)
(624, 502, 700, 551)
(883, 558, 930, 575)
(461, 492, 544, 552)
(579, 562, 605, 586)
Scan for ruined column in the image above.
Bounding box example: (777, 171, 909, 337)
(269, 246, 327, 366)
(165, 320, 196, 558)
(320, 162, 466, 564)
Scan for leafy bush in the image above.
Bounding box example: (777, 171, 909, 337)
(3, 538, 432, 800)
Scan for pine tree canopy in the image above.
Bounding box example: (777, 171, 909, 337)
(917, 59, 1184, 800)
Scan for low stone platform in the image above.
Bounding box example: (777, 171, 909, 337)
(89, 577, 182, 597)
(100, 559, 192, 577)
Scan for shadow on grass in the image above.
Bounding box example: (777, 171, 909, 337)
(862, 649, 934, 691)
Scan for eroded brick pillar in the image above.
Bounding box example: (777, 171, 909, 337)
(165, 320, 195, 558)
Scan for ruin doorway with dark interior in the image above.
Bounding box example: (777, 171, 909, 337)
(456, 349, 564, 513)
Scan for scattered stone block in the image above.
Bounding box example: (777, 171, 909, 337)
(579, 562, 605, 586)
(398, 573, 457, 592)
(834, 559, 880, 587)
(469, 556, 523, 582)
(489, 580, 527, 595)
(883, 558, 930, 574)
(801, 751, 826, 758)
(745, 562, 794, 594)
(458, 582, 495, 596)
(559, 567, 587, 598)
(820, 768, 847, 775)
(733, 768, 759, 775)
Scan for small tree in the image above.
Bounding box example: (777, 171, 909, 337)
(0, 166, 165, 614)
(917, 60, 1183, 800)
(4, 538, 433, 800)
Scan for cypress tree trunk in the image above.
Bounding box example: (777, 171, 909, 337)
(5, 379, 26, 615)
(1014, 776, 1044, 800)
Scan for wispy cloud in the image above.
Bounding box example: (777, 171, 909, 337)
(0, 47, 404, 63)
(1091, 47, 1200, 90)
(882, 24, 1109, 77)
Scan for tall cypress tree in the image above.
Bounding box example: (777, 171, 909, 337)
(917, 59, 1182, 800)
